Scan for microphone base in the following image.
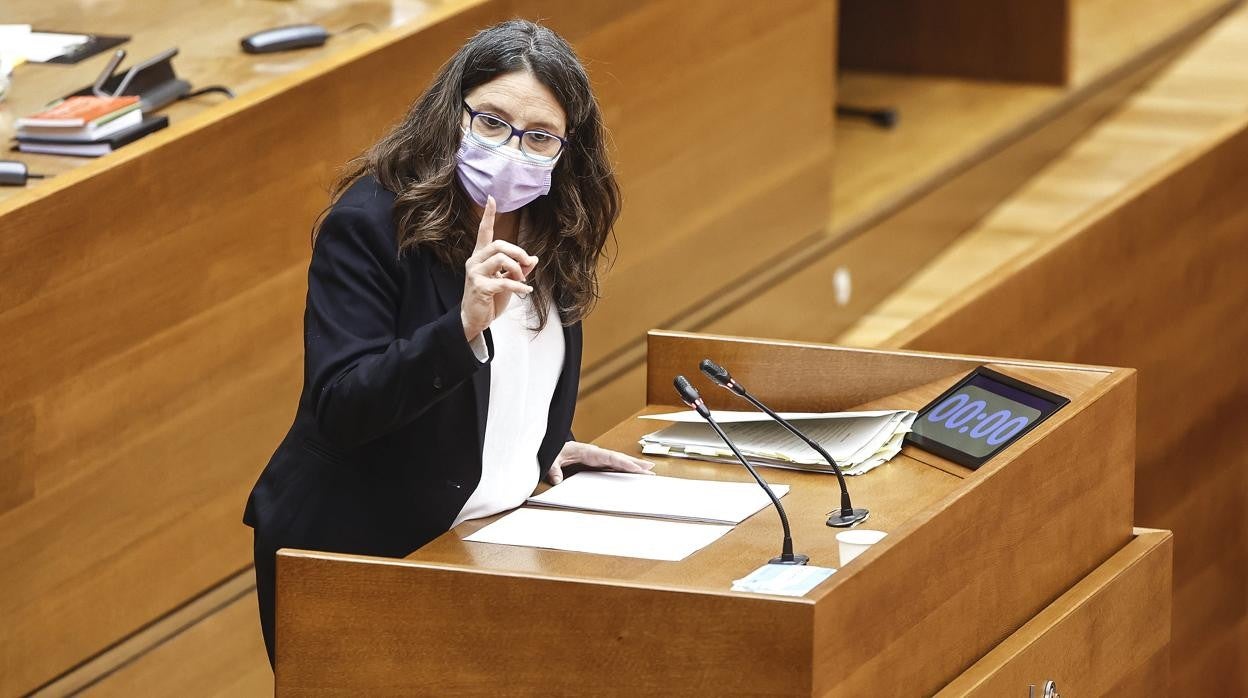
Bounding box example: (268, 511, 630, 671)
(768, 553, 810, 566)
(825, 508, 870, 528)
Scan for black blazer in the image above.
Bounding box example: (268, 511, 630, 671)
(243, 176, 581, 559)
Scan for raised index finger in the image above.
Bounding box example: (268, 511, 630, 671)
(475, 195, 496, 251)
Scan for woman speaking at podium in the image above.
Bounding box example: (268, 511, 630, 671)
(242, 20, 653, 666)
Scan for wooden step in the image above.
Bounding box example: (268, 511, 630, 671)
(31, 570, 270, 697)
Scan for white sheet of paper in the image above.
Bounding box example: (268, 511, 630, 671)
(526, 471, 788, 525)
(0, 27, 90, 63)
(464, 508, 732, 561)
(23, 32, 90, 62)
(0, 25, 32, 65)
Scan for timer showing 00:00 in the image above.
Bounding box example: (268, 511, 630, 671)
(925, 393, 1031, 446)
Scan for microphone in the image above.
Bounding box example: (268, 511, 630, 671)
(673, 375, 808, 565)
(699, 359, 870, 528)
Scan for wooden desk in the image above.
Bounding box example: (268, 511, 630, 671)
(0, 0, 451, 205)
(276, 331, 1146, 694)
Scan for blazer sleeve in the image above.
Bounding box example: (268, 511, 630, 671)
(305, 205, 489, 447)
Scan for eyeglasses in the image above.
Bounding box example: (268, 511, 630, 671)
(462, 101, 567, 161)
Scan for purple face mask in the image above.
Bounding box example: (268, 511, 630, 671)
(455, 132, 558, 212)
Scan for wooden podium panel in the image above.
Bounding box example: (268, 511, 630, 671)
(940, 528, 1172, 696)
(277, 332, 1136, 695)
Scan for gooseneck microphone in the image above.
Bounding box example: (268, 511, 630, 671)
(673, 375, 809, 565)
(700, 359, 870, 528)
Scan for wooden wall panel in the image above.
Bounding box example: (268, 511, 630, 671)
(703, 47, 1171, 345)
(838, 0, 1070, 84)
(839, 0, 1236, 86)
(1070, 0, 1235, 84)
(890, 120, 1248, 695)
(522, 0, 835, 369)
(572, 0, 1226, 441)
(572, 363, 647, 439)
(566, 31, 1186, 442)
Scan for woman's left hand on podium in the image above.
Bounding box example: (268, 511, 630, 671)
(546, 441, 656, 485)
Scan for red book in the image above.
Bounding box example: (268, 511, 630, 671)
(16, 95, 140, 128)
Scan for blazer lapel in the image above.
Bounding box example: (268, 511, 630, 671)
(428, 259, 490, 452)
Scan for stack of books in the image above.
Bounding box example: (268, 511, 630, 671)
(13, 95, 168, 157)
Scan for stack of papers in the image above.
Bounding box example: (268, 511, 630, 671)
(0, 25, 89, 64)
(639, 409, 916, 476)
(464, 472, 790, 561)
(525, 471, 788, 524)
(464, 508, 732, 562)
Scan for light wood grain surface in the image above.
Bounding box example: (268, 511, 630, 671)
(71, 571, 273, 698)
(698, 55, 1167, 351)
(538, 0, 836, 371)
(1070, 0, 1234, 84)
(938, 529, 1173, 696)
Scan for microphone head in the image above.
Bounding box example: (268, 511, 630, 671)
(675, 375, 713, 418)
(699, 358, 732, 387)
(673, 375, 701, 406)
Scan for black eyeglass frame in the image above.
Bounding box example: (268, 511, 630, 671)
(462, 101, 568, 161)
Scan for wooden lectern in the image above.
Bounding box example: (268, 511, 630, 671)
(275, 331, 1171, 695)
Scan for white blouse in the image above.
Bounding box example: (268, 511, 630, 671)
(453, 292, 564, 527)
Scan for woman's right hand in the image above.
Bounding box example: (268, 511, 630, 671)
(461, 195, 538, 341)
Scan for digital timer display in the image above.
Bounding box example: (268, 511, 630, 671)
(906, 367, 1069, 469)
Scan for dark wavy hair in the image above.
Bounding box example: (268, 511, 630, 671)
(328, 19, 619, 329)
